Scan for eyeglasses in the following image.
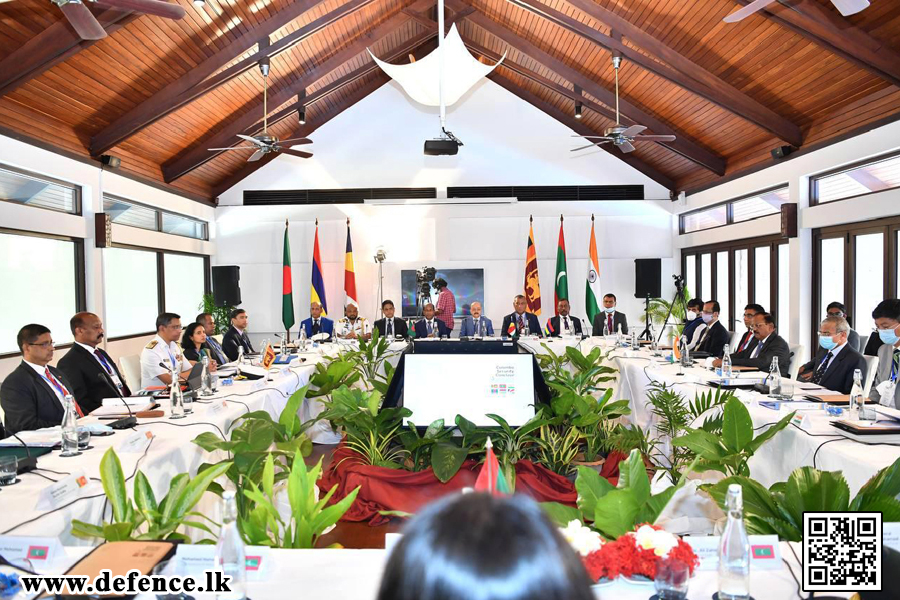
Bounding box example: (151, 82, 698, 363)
(27, 341, 55, 349)
(743, 312, 755, 318)
(826, 311, 844, 317)
(166, 324, 184, 331)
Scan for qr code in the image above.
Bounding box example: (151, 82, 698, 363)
(803, 512, 881, 592)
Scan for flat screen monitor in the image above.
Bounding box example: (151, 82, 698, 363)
(402, 354, 535, 427)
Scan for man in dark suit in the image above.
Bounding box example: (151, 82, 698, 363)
(501, 295, 542, 338)
(458, 301, 494, 337)
(825, 302, 862, 353)
(734, 303, 766, 355)
(222, 308, 255, 361)
(373, 300, 409, 339)
(58, 312, 131, 414)
(1, 324, 81, 434)
(415, 303, 450, 338)
(592, 293, 628, 336)
(546, 299, 583, 337)
(692, 301, 731, 358)
(299, 302, 334, 341)
(196, 312, 228, 365)
(798, 316, 868, 394)
(715, 313, 790, 376)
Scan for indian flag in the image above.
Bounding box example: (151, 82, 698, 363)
(585, 215, 602, 326)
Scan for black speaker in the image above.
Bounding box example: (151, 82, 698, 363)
(770, 145, 792, 160)
(212, 266, 241, 307)
(634, 259, 661, 298)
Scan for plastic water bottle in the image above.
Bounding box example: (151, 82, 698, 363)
(680, 334, 691, 369)
(767, 356, 782, 397)
(299, 326, 307, 351)
(201, 355, 213, 397)
(851, 368, 872, 421)
(523, 320, 530, 337)
(236, 346, 244, 378)
(616, 323, 623, 347)
(718, 484, 751, 600)
(603, 320, 610, 337)
(630, 330, 638, 349)
(169, 368, 185, 420)
(650, 322, 659, 352)
(722, 344, 733, 379)
(60, 395, 80, 457)
(215, 490, 246, 600)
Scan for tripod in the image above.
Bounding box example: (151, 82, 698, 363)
(656, 276, 689, 344)
(638, 294, 652, 341)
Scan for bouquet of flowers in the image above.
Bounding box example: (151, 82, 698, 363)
(564, 523, 698, 582)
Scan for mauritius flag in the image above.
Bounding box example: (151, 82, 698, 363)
(311, 220, 328, 315)
(282, 220, 295, 332)
(475, 437, 510, 496)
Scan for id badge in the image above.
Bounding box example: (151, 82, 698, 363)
(876, 379, 896, 407)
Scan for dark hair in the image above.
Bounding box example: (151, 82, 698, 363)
(603, 293, 617, 301)
(196, 312, 213, 323)
(376, 493, 594, 600)
(229, 308, 246, 321)
(434, 278, 448, 289)
(181, 322, 205, 348)
(687, 298, 704, 310)
(17, 324, 50, 352)
(705, 300, 721, 313)
(758, 312, 776, 327)
(745, 303, 766, 315)
(826, 301, 846, 314)
(155, 312, 181, 331)
(873, 299, 900, 321)
(70, 311, 97, 335)
(382, 300, 395, 309)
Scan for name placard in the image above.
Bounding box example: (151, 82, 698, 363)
(175, 544, 271, 581)
(206, 399, 229, 417)
(684, 535, 782, 571)
(117, 430, 154, 453)
(0, 536, 62, 568)
(36, 469, 90, 511)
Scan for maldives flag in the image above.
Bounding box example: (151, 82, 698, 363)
(282, 220, 295, 332)
(474, 438, 510, 496)
(523, 217, 541, 315)
(311, 220, 328, 315)
(344, 220, 357, 306)
(554, 215, 568, 314)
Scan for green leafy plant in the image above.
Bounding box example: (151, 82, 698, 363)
(306, 357, 362, 399)
(398, 419, 469, 482)
(641, 288, 694, 336)
(484, 412, 547, 491)
(198, 293, 234, 336)
(673, 397, 794, 477)
(543, 345, 618, 398)
(344, 329, 397, 395)
(706, 457, 900, 542)
(240, 453, 360, 548)
(536, 424, 583, 477)
(72, 448, 231, 542)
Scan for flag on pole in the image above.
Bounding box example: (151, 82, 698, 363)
(585, 214, 602, 327)
(344, 218, 357, 306)
(474, 437, 510, 496)
(282, 219, 295, 332)
(262, 342, 276, 369)
(311, 219, 328, 316)
(523, 216, 541, 316)
(554, 215, 568, 315)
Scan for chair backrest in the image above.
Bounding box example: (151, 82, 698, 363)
(213, 334, 224, 344)
(788, 344, 805, 380)
(730, 330, 743, 350)
(863, 355, 881, 398)
(119, 354, 142, 391)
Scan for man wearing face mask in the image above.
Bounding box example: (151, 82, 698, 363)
(591, 293, 628, 336)
(681, 298, 705, 345)
(692, 301, 731, 358)
(797, 316, 867, 394)
(869, 299, 900, 408)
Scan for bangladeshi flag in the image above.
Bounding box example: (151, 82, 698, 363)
(554, 216, 568, 315)
(282, 220, 295, 332)
(474, 438, 511, 496)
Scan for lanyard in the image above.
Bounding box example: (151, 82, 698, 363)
(95, 349, 113, 374)
(891, 352, 898, 383)
(43, 370, 68, 397)
(166, 346, 177, 370)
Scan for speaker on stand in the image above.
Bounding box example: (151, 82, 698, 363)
(634, 259, 662, 341)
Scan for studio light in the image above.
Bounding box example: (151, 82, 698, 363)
(298, 106, 306, 125)
(574, 101, 583, 119)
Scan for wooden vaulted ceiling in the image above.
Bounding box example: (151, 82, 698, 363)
(0, 0, 899, 204)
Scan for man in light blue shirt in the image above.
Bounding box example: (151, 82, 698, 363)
(458, 302, 494, 337)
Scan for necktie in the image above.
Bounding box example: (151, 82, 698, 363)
(751, 340, 765, 359)
(696, 326, 708, 349)
(739, 332, 752, 352)
(386, 319, 393, 337)
(563, 316, 570, 331)
(607, 314, 613, 332)
(812, 351, 834, 384)
(45, 368, 83, 417)
(427, 321, 433, 335)
(518, 315, 524, 331)
(242, 332, 251, 351)
(312, 320, 320, 335)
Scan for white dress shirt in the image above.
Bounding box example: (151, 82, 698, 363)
(76, 342, 125, 390)
(140, 334, 192, 389)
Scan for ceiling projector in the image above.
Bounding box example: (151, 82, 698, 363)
(424, 128, 463, 156)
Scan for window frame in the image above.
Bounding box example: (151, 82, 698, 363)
(810, 149, 900, 206)
(679, 185, 789, 235)
(0, 227, 86, 358)
(0, 163, 82, 216)
(103, 193, 209, 241)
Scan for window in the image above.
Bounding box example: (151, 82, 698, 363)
(103, 247, 159, 338)
(0, 165, 80, 214)
(818, 237, 845, 320)
(754, 246, 771, 307)
(700, 253, 712, 301)
(679, 186, 789, 234)
(103, 194, 208, 240)
(778, 244, 790, 329)
(812, 152, 900, 204)
(0, 231, 83, 354)
(853, 233, 884, 337)
(735, 249, 748, 327)
(684, 255, 696, 297)
(163, 253, 206, 323)
(716, 251, 729, 329)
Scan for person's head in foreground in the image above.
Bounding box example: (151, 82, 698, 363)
(376, 493, 594, 600)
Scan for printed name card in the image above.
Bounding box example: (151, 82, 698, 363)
(117, 430, 154, 453)
(206, 399, 229, 417)
(883, 522, 900, 552)
(36, 469, 90, 511)
(0, 536, 62, 567)
(251, 380, 267, 391)
(684, 535, 782, 571)
(175, 545, 271, 581)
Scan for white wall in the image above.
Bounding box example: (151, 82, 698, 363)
(0, 133, 216, 384)
(674, 119, 900, 346)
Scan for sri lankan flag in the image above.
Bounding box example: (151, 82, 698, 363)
(311, 220, 328, 315)
(474, 437, 510, 496)
(523, 217, 541, 315)
(344, 219, 357, 306)
(282, 220, 295, 332)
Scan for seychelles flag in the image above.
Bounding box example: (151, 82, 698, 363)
(282, 220, 295, 332)
(474, 437, 510, 495)
(311, 220, 328, 315)
(344, 219, 357, 306)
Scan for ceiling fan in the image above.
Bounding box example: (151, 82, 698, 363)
(723, 0, 869, 22)
(0, 0, 187, 42)
(208, 59, 313, 163)
(570, 56, 676, 154)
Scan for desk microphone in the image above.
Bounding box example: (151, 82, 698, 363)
(159, 362, 188, 384)
(97, 372, 137, 429)
(9, 432, 37, 473)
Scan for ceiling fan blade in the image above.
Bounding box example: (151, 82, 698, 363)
(278, 137, 313, 145)
(208, 146, 258, 151)
(236, 133, 264, 145)
(620, 124, 647, 137)
(59, 1, 107, 40)
(617, 141, 636, 153)
(571, 141, 610, 152)
(93, 0, 185, 19)
(247, 149, 267, 162)
(830, 0, 869, 16)
(723, 0, 778, 22)
(571, 135, 613, 139)
(280, 148, 313, 159)
(634, 135, 677, 142)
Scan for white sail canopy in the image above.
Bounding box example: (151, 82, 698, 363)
(368, 24, 504, 107)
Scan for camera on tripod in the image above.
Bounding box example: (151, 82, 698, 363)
(416, 267, 437, 296)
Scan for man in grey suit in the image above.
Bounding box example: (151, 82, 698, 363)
(458, 302, 494, 337)
(869, 299, 900, 408)
(592, 293, 628, 336)
(714, 312, 791, 376)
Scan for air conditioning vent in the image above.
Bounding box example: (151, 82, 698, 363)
(244, 188, 437, 205)
(447, 185, 644, 201)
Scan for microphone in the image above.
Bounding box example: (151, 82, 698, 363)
(10, 432, 37, 473)
(97, 372, 136, 429)
(159, 362, 188, 384)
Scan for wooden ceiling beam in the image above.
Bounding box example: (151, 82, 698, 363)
(507, 0, 802, 147)
(91, 0, 377, 155)
(0, 8, 135, 98)
(449, 5, 726, 175)
(733, 0, 900, 88)
(489, 73, 675, 192)
(162, 11, 419, 183)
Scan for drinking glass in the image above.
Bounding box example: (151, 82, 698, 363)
(780, 380, 794, 400)
(76, 426, 91, 450)
(151, 559, 195, 600)
(0, 455, 18, 485)
(654, 557, 690, 599)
